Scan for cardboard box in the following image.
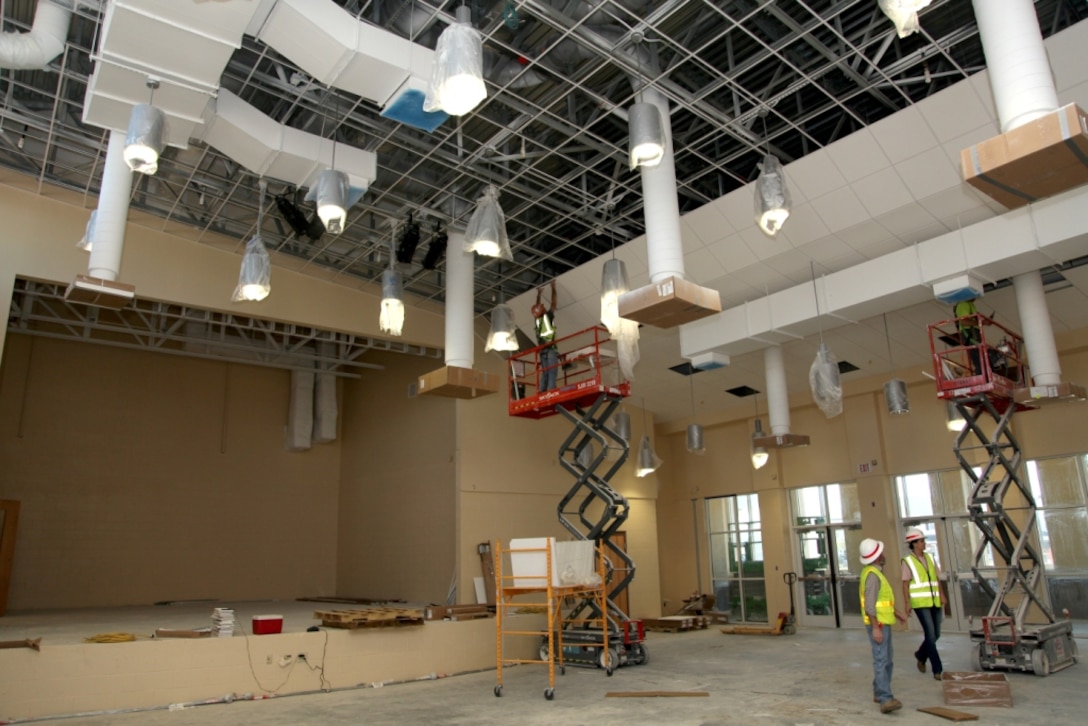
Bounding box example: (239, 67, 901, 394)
(961, 103, 1088, 209)
(618, 276, 721, 328)
(417, 365, 500, 399)
(1012, 381, 1086, 405)
(252, 614, 283, 635)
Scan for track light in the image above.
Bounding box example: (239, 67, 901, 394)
(421, 226, 448, 270)
(396, 212, 422, 264)
(276, 193, 324, 241)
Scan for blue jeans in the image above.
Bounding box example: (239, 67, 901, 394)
(867, 625, 894, 704)
(914, 606, 944, 675)
(540, 346, 558, 392)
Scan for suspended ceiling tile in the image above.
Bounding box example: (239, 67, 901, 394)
(853, 167, 914, 219)
(682, 202, 736, 248)
(916, 186, 993, 228)
(917, 81, 996, 143)
(706, 235, 758, 275)
(836, 220, 898, 257)
(812, 185, 869, 233)
(784, 152, 848, 202)
(683, 247, 727, 286)
(896, 146, 963, 200)
(779, 203, 830, 248)
(714, 187, 756, 232)
(869, 106, 940, 165)
(826, 130, 892, 184)
(875, 204, 942, 241)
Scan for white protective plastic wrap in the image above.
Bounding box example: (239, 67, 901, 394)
(809, 343, 843, 418)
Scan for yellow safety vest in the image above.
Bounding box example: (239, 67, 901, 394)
(903, 552, 941, 609)
(860, 565, 896, 626)
(535, 311, 555, 344)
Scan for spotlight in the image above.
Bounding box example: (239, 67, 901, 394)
(396, 212, 422, 264)
(421, 227, 448, 270)
(275, 192, 324, 241)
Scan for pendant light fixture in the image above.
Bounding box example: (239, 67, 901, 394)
(879, 0, 934, 38)
(306, 97, 349, 235)
(946, 401, 967, 432)
(426, 5, 486, 117)
(882, 313, 910, 415)
(485, 266, 519, 353)
(635, 398, 662, 477)
(232, 179, 271, 302)
(686, 372, 705, 455)
(464, 184, 512, 260)
(627, 38, 664, 170)
(753, 111, 790, 237)
(751, 394, 769, 470)
(379, 231, 405, 336)
(123, 78, 165, 175)
(600, 219, 640, 381)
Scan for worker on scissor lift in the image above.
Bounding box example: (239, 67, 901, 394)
(532, 279, 558, 391)
(953, 296, 981, 375)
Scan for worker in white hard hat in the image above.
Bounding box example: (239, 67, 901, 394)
(859, 537, 907, 714)
(901, 528, 951, 680)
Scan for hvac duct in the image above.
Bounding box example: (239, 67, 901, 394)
(638, 86, 684, 284)
(1013, 271, 1061, 386)
(87, 132, 133, 282)
(0, 0, 71, 70)
(313, 341, 338, 444)
(972, 0, 1058, 133)
(764, 346, 790, 437)
(444, 231, 474, 368)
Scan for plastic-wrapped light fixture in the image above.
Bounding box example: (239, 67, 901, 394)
(600, 257, 640, 381)
(309, 169, 349, 235)
(686, 374, 705, 455)
(754, 153, 790, 236)
(484, 302, 519, 352)
(881, 313, 910, 415)
(380, 268, 405, 336)
(77, 210, 96, 251)
(464, 185, 512, 260)
(124, 104, 164, 175)
(751, 418, 769, 470)
(879, 0, 934, 38)
(233, 180, 271, 302)
(628, 102, 664, 170)
(613, 410, 631, 444)
(425, 7, 486, 116)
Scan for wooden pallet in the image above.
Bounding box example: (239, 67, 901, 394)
(643, 615, 709, 633)
(314, 607, 425, 629)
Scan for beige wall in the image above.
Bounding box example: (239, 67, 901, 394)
(0, 334, 341, 609)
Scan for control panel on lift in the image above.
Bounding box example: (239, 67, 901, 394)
(507, 325, 630, 418)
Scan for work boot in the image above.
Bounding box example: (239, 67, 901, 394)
(934, 672, 943, 681)
(916, 659, 926, 673)
(880, 699, 903, 714)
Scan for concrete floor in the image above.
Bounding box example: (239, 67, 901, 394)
(27, 625, 1087, 725)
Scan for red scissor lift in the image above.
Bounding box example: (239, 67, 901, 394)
(507, 326, 647, 669)
(928, 312, 1077, 676)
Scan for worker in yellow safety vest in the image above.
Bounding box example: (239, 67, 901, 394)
(859, 537, 906, 715)
(902, 528, 951, 681)
(532, 280, 558, 392)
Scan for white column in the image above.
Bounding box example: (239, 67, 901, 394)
(444, 232, 474, 368)
(764, 345, 790, 436)
(972, 0, 1058, 132)
(639, 87, 685, 284)
(1013, 271, 1061, 386)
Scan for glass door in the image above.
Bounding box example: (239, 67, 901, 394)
(791, 483, 862, 629)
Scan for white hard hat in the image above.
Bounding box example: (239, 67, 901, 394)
(860, 538, 884, 565)
(905, 528, 925, 543)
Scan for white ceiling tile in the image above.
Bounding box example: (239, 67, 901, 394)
(1045, 26, 1088, 95)
(785, 151, 847, 201)
(895, 146, 963, 199)
(853, 167, 914, 218)
(825, 129, 891, 183)
(763, 251, 815, 286)
(716, 187, 757, 231)
(780, 202, 830, 247)
(800, 235, 862, 269)
(812, 185, 869, 232)
(683, 247, 727, 285)
(1059, 80, 1088, 110)
(917, 185, 994, 228)
(706, 235, 759, 274)
(682, 202, 735, 248)
(875, 204, 940, 240)
(917, 79, 997, 143)
(869, 106, 939, 164)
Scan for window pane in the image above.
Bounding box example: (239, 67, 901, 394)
(937, 469, 971, 515)
(896, 473, 936, 518)
(1026, 457, 1086, 507)
(837, 483, 861, 523)
(793, 486, 825, 525)
(709, 532, 730, 579)
(707, 497, 729, 532)
(1038, 508, 1088, 571)
(740, 579, 768, 623)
